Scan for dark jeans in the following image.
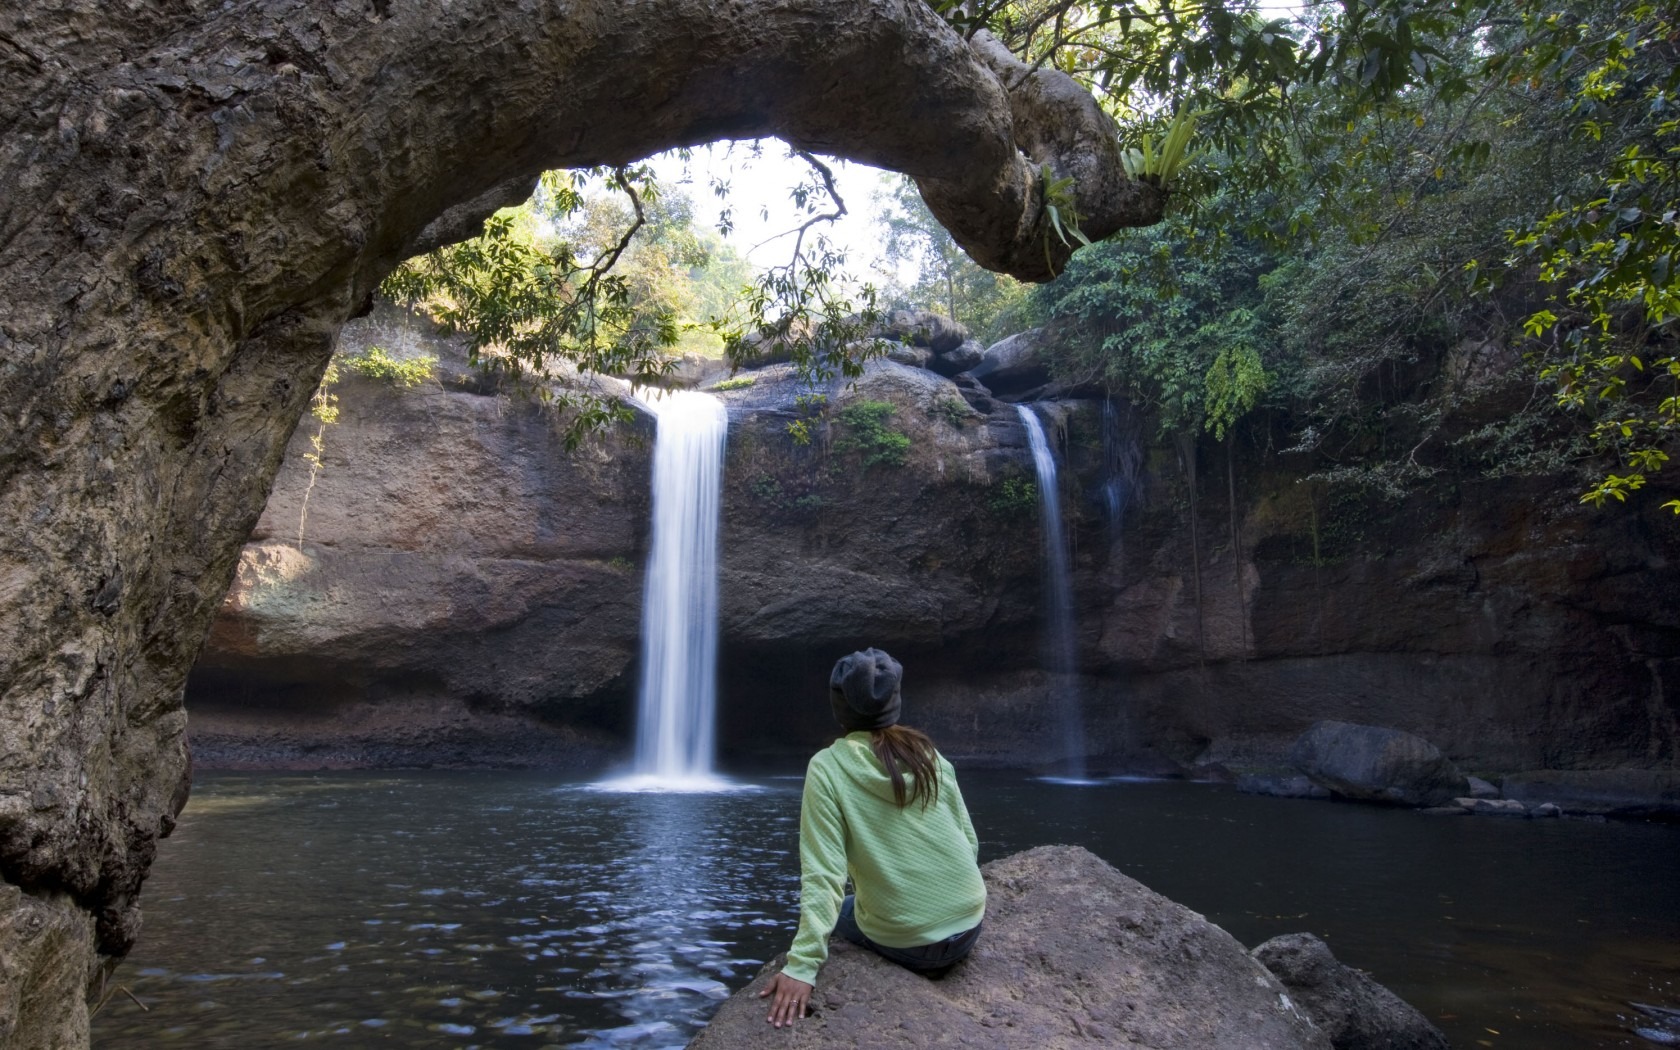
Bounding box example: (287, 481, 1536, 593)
(832, 895, 981, 974)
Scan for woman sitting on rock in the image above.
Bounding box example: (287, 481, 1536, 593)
(761, 647, 987, 1028)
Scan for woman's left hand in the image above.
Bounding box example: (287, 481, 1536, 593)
(759, 972, 814, 1027)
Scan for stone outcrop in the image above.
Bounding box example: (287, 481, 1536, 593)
(1252, 933, 1449, 1050)
(1095, 413, 1680, 774)
(869, 310, 984, 377)
(873, 309, 971, 356)
(967, 329, 1054, 398)
(188, 310, 646, 768)
(0, 886, 93, 1050)
(1289, 722, 1469, 807)
(688, 845, 1335, 1049)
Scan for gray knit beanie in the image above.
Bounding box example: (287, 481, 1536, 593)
(829, 648, 903, 732)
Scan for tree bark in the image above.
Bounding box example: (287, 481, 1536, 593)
(0, 1, 1162, 1043)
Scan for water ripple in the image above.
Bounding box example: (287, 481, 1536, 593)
(94, 772, 803, 1049)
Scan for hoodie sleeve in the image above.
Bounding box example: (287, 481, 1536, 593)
(783, 759, 848, 985)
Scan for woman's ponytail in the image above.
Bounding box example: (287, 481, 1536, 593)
(870, 725, 941, 810)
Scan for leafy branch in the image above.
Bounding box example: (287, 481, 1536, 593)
(719, 149, 886, 437)
(379, 166, 680, 447)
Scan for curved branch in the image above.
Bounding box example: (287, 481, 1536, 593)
(916, 30, 1166, 280)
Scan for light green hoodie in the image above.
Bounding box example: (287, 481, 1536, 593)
(782, 732, 986, 985)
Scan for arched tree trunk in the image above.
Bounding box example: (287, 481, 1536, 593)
(0, 1, 1164, 1044)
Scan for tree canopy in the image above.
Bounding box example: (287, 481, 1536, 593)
(370, 0, 1676, 513)
(1020, 0, 1678, 515)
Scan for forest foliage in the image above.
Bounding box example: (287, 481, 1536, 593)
(874, 174, 1033, 344)
(369, 0, 1676, 514)
(1013, 0, 1678, 515)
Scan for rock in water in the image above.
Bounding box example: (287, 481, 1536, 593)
(1500, 770, 1680, 818)
(1237, 772, 1334, 800)
(1289, 721, 1469, 807)
(1253, 933, 1450, 1050)
(688, 845, 1332, 1049)
(1454, 797, 1529, 817)
(1466, 775, 1500, 799)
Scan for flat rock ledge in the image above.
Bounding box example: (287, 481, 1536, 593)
(691, 845, 1352, 1049)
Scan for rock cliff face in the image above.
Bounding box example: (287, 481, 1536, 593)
(190, 311, 1680, 781)
(189, 311, 1059, 769)
(189, 311, 649, 768)
(1103, 447, 1680, 773)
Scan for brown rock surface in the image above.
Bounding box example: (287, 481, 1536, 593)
(1252, 933, 1449, 1050)
(188, 310, 645, 767)
(1289, 721, 1468, 807)
(0, 886, 94, 1050)
(190, 325, 1058, 768)
(688, 845, 1331, 1049)
(1082, 426, 1680, 772)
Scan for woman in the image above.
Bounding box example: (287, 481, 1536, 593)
(760, 647, 986, 1028)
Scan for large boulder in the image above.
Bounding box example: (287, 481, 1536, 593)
(1289, 721, 1469, 807)
(688, 845, 1334, 1049)
(886, 342, 937, 369)
(1253, 933, 1449, 1050)
(964, 329, 1054, 397)
(661, 353, 729, 388)
(874, 309, 972, 355)
(929, 338, 987, 377)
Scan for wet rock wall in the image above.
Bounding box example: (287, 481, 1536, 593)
(190, 316, 1680, 778)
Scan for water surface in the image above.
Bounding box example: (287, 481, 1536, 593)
(92, 771, 1680, 1049)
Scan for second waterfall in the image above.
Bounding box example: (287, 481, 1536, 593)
(1016, 404, 1091, 782)
(624, 388, 729, 790)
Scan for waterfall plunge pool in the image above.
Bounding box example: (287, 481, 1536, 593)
(91, 771, 1680, 1049)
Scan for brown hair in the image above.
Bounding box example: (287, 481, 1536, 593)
(870, 724, 941, 810)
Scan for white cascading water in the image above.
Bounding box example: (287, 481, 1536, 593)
(1016, 404, 1090, 782)
(603, 388, 730, 791)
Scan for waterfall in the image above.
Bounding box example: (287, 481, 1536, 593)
(1100, 399, 1144, 533)
(1016, 404, 1090, 782)
(605, 389, 731, 791)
